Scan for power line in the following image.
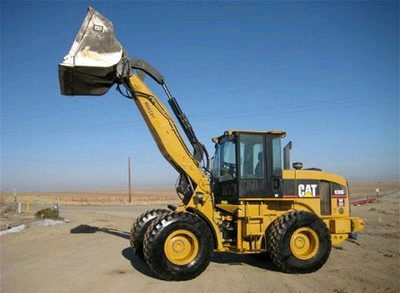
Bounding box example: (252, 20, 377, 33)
(2, 96, 396, 135)
(1, 156, 166, 167)
(1, 156, 126, 164)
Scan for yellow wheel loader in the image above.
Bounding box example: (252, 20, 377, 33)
(58, 7, 364, 281)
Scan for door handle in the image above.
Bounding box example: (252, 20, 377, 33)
(272, 178, 281, 189)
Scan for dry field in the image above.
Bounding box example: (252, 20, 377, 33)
(1, 181, 398, 207)
(0, 187, 178, 206)
(348, 180, 399, 198)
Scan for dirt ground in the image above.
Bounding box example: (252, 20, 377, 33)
(1, 192, 399, 293)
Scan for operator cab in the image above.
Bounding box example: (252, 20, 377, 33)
(211, 130, 286, 204)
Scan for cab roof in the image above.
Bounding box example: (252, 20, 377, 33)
(212, 130, 286, 142)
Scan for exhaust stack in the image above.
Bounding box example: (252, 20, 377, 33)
(283, 141, 292, 170)
(58, 7, 124, 96)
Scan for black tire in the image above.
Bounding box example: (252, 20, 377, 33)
(130, 209, 170, 258)
(143, 212, 214, 281)
(266, 211, 331, 273)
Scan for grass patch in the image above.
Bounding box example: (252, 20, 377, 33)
(34, 208, 62, 220)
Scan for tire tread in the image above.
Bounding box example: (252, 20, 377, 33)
(266, 211, 331, 273)
(143, 211, 213, 281)
(129, 209, 170, 257)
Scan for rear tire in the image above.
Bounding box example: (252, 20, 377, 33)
(130, 209, 170, 258)
(143, 212, 213, 281)
(266, 211, 331, 273)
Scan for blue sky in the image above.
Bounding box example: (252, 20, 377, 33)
(1, 1, 399, 191)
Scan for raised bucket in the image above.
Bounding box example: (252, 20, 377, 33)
(58, 7, 124, 96)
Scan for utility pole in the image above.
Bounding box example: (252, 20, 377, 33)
(13, 188, 17, 211)
(128, 156, 132, 203)
(376, 180, 381, 203)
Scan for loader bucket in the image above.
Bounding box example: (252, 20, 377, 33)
(58, 7, 124, 96)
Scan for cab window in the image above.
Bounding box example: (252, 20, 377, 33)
(239, 134, 264, 179)
(271, 136, 282, 176)
(213, 139, 236, 182)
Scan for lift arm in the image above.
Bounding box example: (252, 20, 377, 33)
(126, 73, 207, 187)
(129, 58, 208, 167)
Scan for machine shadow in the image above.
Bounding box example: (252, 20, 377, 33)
(121, 247, 280, 279)
(71, 225, 279, 277)
(122, 247, 279, 275)
(211, 252, 280, 272)
(70, 224, 130, 240)
(121, 248, 159, 279)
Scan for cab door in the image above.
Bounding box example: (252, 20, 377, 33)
(238, 134, 267, 197)
(266, 134, 283, 197)
(212, 137, 239, 204)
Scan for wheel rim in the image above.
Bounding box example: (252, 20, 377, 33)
(164, 229, 199, 265)
(290, 227, 319, 260)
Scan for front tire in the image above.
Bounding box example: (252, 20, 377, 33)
(143, 212, 213, 281)
(266, 211, 331, 273)
(130, 209, 170, 258)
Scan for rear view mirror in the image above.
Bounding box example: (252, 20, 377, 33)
(58, 7, 124, 96)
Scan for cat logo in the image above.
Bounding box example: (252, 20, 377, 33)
(298, 184, 318, 197)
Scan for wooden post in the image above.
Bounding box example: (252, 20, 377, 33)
(13, 188, 17, 211)
(375, 187, 380, 203)
(128, 157, 132, 203)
